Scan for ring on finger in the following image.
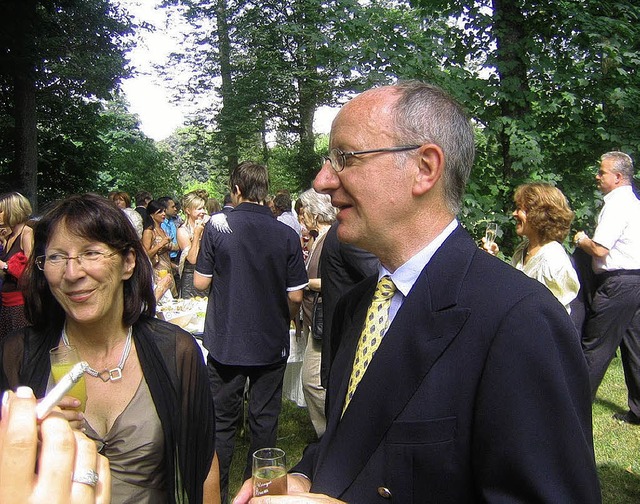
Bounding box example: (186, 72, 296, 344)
(73, 469, 99, 487)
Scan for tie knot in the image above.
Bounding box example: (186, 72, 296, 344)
(373, 276, 396, 301)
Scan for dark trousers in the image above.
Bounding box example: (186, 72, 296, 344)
(582, 274, 640, 414)
(207, 356, 287, 504)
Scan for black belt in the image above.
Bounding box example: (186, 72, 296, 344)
(597, 269, 640, 281)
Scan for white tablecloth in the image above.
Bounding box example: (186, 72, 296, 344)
(283, 329, 307, 407)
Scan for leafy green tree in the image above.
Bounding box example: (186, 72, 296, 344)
(411, 0, 640, 253)
(0, 0, 133, 208)
(97, 99, 181, 200)
(162, 0, 447, 187)
(156, 0, 640, 259)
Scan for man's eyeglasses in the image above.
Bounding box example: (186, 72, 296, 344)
(35, 250, 121, 271)
(322, 145, 421, 173)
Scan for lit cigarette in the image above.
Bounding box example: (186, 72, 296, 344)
(35, 361, 88, 420)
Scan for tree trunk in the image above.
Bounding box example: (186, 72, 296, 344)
(215, 0, 238, 173)
(297, 76, 318, 185)
(14, 72, 38, 209)
(491, 0, 532, 180)
(11, 0, 38, 210)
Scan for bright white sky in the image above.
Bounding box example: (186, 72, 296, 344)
(118, 0, 338, 141)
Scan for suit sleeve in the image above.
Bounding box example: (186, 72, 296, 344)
(290, 440, 320, 479)
(472, 293, 601, 502)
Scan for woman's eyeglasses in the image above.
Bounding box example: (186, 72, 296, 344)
(35, 250, 121, 271)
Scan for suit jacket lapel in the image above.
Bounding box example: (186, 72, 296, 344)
(311, 227, 475, 497)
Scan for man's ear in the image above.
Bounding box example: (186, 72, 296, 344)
(413, 144, 444, 196)
(615, 171, 623, 184)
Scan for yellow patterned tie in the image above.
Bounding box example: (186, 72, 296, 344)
(342, 276, 397, 415)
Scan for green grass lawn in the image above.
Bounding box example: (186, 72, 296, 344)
(593, 355, 640, 503)
(228, 356, 640, 502)
(228, 399, 317, 496)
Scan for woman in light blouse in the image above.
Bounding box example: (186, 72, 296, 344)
(486, 182, 580, 314)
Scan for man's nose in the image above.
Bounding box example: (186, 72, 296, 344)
(313, 159, 340, 194)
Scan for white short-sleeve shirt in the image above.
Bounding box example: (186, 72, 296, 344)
(592, 185, 640, 273)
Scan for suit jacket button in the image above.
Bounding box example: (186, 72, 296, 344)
(377, 487, 392, 499)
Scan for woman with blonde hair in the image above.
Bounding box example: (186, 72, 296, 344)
(0, 192, 34, 340)
(486, 183, 580, 314)
(177, 192, 209, 298)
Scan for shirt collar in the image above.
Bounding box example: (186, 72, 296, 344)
(378, 219, 458, 298)
(604, 184, 633, 203)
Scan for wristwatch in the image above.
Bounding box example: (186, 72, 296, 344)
(2, 263, 7, 272)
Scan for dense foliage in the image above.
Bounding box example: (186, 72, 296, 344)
(409, 0, 640, 250)
(0, 0, 144, 209)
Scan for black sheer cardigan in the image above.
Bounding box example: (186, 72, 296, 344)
(0, 316, 215, 504)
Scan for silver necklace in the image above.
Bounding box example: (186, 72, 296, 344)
(62, 326, 133, 382)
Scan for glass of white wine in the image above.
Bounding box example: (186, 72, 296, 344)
(49, 345, 87, 412)
(484, 222, 499, 247)
(252, 448, 287, 497)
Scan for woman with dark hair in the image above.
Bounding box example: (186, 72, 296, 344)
(0, 194, 219, 504)
(486, 183, 580, 313)
(142, 199, 177, 298)
(0, 192, 34, 341)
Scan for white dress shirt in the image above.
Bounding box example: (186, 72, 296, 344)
(380, 219, 458, 325)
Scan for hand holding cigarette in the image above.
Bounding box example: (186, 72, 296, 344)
(0, 385, 111, 503)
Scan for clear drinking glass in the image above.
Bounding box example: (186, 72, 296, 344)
(484, 222, 499, 247)
(252, 448, 288, 497)
(49, 345, 87, 412)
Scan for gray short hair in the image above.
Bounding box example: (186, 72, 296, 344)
(601, 151, 634, 182)
(390, 81, 475, 215)
(298, 188, 337, 224)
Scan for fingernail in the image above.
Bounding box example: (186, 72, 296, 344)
(1, 391, 9, 407)
(16, 386, 34, 399)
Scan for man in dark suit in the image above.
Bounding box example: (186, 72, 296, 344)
(234, 82, 601, 503)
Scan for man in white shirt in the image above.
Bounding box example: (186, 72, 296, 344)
(575, 151, 640, 424)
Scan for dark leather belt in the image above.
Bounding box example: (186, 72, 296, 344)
(597, 269, 640, 281)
